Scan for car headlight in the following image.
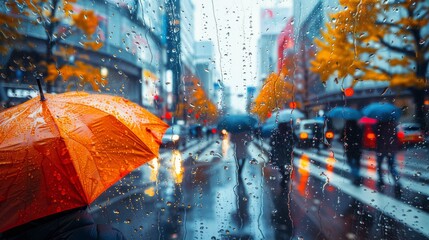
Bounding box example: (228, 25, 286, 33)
(172, 134, 180, 141)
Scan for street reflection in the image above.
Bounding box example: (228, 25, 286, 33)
(365, 153, 378, 190)
(297, 154, 310, 198)
(325, 153, 336, 192)
(171, 150, 184, 184)
(232, 176, 250, 230)
(221, 131, 230, 157)
(148, 158, 159, 182)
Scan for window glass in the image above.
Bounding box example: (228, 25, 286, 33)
(0, 0, 428, 239)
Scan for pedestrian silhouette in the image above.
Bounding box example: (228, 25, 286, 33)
(340, 120, 363, 185)
(229, 131, 251, 178)
(374, 121, 401, 192)
(270, 122, 294, 188)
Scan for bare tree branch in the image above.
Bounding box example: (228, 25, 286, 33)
(378, 37, 415, 57)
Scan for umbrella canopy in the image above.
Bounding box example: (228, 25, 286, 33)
(326, 106, 362, 120)
(362, 102, 401, 122)
(217, 114, 258, 133)
(0, 91, 169, 232)
(260, 122, 276, 138)
(265, 108, 305, 124)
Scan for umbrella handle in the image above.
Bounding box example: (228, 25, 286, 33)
(36, 78, 46, 101)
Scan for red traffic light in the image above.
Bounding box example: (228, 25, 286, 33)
(344, 88, 354, 97)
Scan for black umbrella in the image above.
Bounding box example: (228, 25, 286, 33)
(217, 114, 258, 133)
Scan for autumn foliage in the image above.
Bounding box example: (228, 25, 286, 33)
(175, 77, 218, 124)
(251, 72, 294, 122)
(312, 0, 428, 128)
(2, 0, 104, 92)
(251, 58, 295, 122)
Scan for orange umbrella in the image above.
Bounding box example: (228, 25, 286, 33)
(0, 90, 169, 232)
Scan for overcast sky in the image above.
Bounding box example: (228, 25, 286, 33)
(193, 0, 293, 112)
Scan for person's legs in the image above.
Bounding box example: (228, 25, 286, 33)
(387, 153, 399, 183)
(376, 153, 385, 187)
(350, 155, 361, 184)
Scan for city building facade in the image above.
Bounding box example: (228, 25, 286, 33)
(0, 0, 166, 117)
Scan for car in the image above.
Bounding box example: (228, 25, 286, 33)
(293, 119, 324, 148)
(396, 122, 424, 146)
(161, 125, 187, 148)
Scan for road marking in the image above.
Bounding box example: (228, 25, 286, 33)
(291, 154, 429, 238)
(257, 140, 429, 195)
(293, 148, 429, 197)
(311, 147, 429, 182)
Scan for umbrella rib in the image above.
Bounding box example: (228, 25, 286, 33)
(54, 114, 159, 203)
(42, 103, 91, 203)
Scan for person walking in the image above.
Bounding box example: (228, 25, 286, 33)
(270, 122, 294, 188)
(374, 120, 401, 190)
(229, 131, 252, 178)
(340, 120, 363, 185)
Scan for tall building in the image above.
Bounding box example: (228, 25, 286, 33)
(180, 0, 196, 78)
(257, 8, 292, 85)
(165, 0, 195, 121)
(194, 41, 215, 100)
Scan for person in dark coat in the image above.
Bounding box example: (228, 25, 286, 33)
(270, 122, 294, 188)
(1, 207, 126, 240)
(229, 131, 252, 178)
(340, 120, 363, 185)
(374, 120, 401, 189)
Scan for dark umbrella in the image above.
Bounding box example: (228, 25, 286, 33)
(217, 114, 258, 133)
(362, 102, 401, 122)
(327, 106, 362, 120)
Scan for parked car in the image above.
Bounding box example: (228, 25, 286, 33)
(161, 125, 187, 148)
(396, 122, 425, 146)
(294, 119, 324, 148)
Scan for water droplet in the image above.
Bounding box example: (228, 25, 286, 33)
(250, 158, 258, 165)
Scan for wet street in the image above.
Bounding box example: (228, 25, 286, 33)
(90, 137, 429, 240)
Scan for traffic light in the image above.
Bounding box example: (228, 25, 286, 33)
(344, 88, 354, 97)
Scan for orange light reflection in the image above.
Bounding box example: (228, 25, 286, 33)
(171, 150, 184, 184)
(325, 156, 336, 192)
(149, 158, 159, 182)
(221, 133, 230, 157)
(297, 154, 310, 198)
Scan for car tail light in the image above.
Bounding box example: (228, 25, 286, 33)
(367, 132, 375, 140)
(300, 132, 308, 139)
(397, 131, 405, 139)
(325, 131, 334, 139)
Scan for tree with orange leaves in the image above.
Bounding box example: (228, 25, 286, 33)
(2, 0, 105, 92)
(312, 0, 429, 129)
(175, 77, 218, 124)
(251, 57, 295, 122)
